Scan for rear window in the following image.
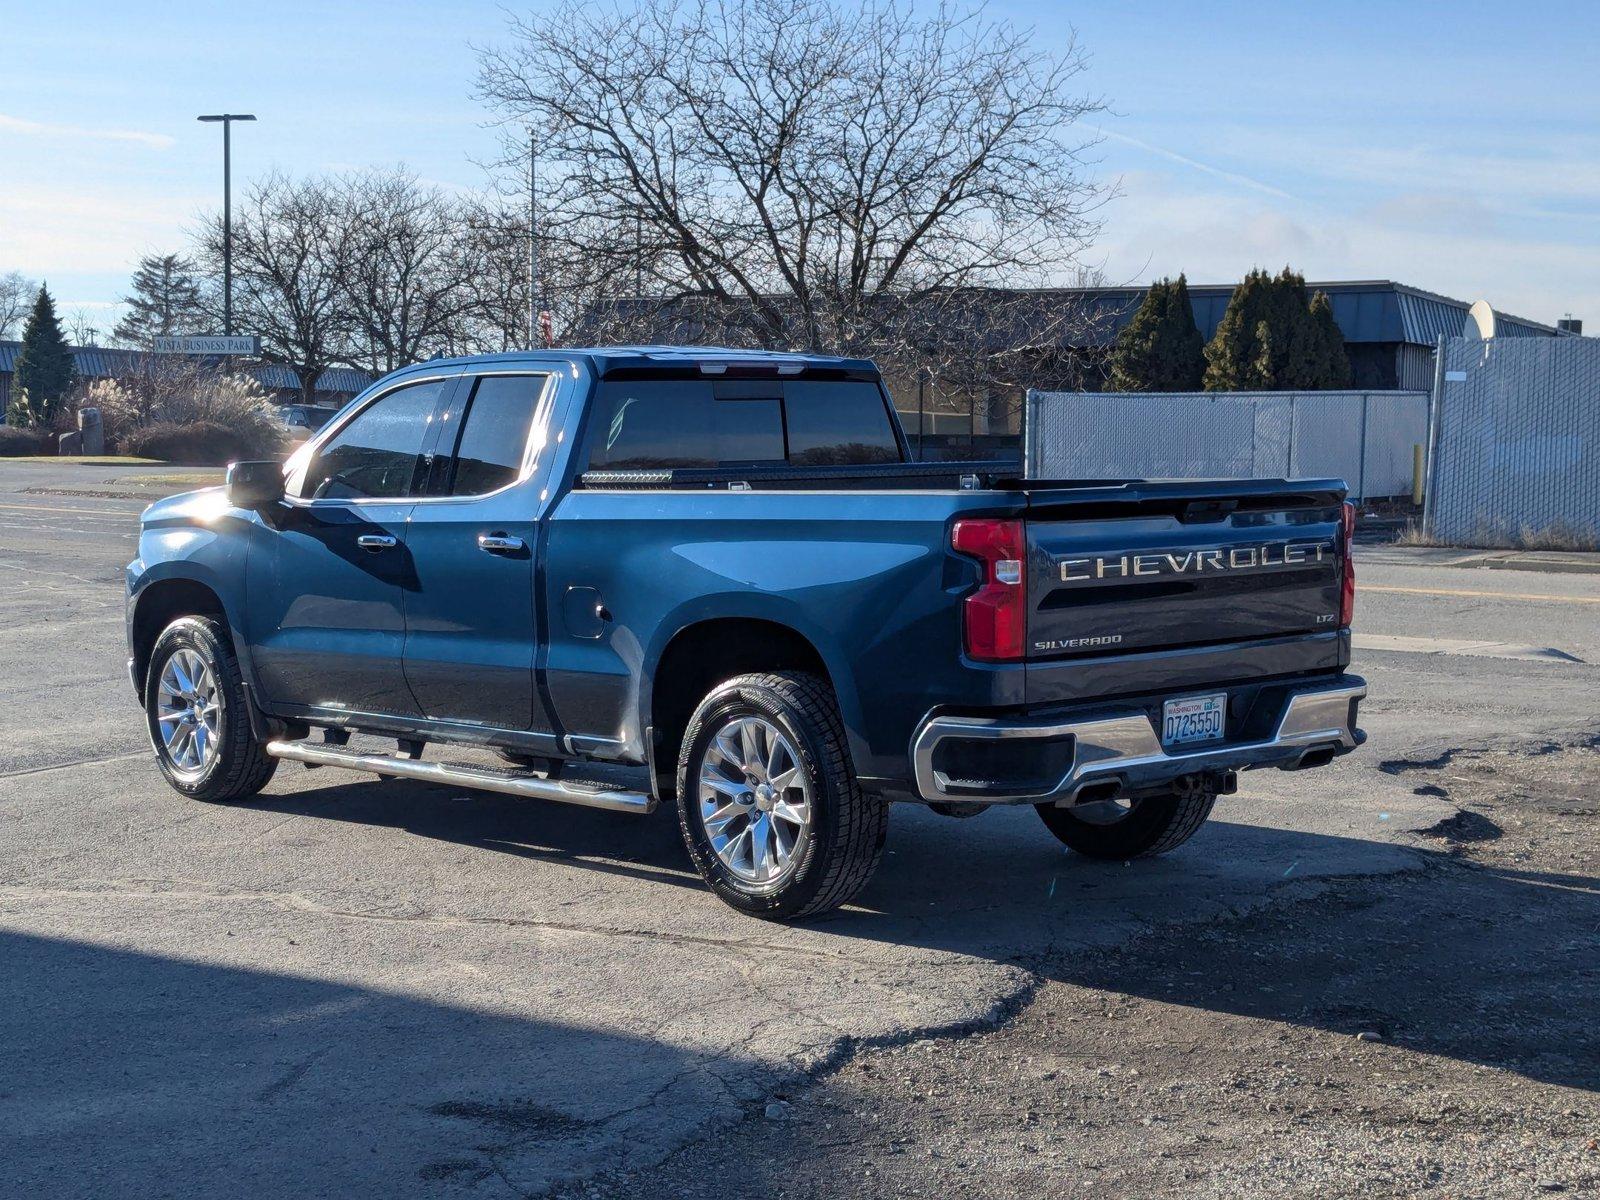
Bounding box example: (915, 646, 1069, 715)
(445, 374, 543, 495)
(783, 380, 900, 465)
(586, 379, 900, 470)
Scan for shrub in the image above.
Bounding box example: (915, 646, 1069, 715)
(0, 424, 53, 457)
(1394, 519, 1599, 552)
(120, 419, 283, 465)
(81, 361, 287, 461)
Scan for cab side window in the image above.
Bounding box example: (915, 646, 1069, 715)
(441, 375, 546, 496)
(293, 379, 446, 501)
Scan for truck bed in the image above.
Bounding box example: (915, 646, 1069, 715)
(578, 461, 1343, 506)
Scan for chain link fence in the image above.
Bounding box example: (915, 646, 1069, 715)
(1425, 336, 1600, 547)
(1025, 390, 1430, 501)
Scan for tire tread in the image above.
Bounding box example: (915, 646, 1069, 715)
(1035, 785, 1216, 860)
(677, 671, 886, 919)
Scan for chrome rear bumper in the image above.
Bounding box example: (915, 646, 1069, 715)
(910, 677, 1366, 805)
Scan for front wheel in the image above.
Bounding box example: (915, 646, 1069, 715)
(676, 672, 887, 920)
(1035, 779, 1216, 860)
(144, 616, 277, 803)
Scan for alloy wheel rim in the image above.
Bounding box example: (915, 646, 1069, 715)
(698, 715, 813, 888)
(156, 649, 220, 775)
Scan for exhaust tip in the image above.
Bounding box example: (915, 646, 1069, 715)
(1072, 779, 1124, 806)
(1288, 746, 1337, 771)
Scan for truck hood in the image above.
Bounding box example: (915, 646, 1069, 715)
(140, 486, 234, 528)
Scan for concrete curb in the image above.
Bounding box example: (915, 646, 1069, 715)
(1355, 543, 1600, 575)
(1476, 554, 1600, 576)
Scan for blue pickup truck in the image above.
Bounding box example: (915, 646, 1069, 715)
(126, 347, 1365, 919)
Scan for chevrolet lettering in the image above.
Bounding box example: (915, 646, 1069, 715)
(126, 346, 1364, 921)
(1057, 541, 1333, 584)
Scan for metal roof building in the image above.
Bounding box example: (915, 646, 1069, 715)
(0, 341, 372, 415)
(1038, 279, 1565, 390)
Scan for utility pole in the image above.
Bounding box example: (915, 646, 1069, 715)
(197, 114, 256, 337)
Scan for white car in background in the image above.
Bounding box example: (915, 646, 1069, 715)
(278, 404, 340, 443)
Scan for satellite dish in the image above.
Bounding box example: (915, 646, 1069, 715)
(1463, 299, 1497, 340)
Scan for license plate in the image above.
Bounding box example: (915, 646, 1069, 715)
(1162, 693, 1226, 747)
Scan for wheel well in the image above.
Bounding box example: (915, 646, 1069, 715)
(650, 618, 831, 794)
(130, 579, 228, 694)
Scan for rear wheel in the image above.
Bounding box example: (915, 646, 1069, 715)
(144, 616, 277, 803)
(495, 748, 561, 774)
(676, 672, 887, 920)
(1035, 778, 1216, 860)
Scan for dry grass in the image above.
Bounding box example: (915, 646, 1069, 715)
(0, 454, 160, 465)
(117, 472, 225, 487)
(1393, 519, 1599, 552)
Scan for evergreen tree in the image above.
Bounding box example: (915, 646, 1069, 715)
(1203, 268, 1276, 390)
(1164, 274, 1206, 390)
(1256, 267, 1319, 389)
(7, 286, 76, 427)
(114, 254, 206, 347)
(1107, 274, 1204, 392)
(1307, 290, 1351, 388)
(1206, 267, 1347, 391)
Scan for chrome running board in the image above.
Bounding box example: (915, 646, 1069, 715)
(264, 740, 656, 815)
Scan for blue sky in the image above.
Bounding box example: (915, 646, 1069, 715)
(3, 0, 1597, 336)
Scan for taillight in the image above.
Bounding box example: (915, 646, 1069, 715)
(1339, 501, 1356, 627)
(951, 518, 1026, 661)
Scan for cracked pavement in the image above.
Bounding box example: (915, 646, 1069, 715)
(2, 463, 1596, 1197)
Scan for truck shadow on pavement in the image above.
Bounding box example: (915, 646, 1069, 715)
(857, 805, 1600, 1095)
(0, 928, 738, 1198)
(235, 773, 1599, 1094)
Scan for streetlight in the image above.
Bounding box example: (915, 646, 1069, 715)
(527, 126, 546, 348)
(197, 113, 256, 337)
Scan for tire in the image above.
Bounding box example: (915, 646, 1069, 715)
(496, 748, 557, 773)
(1035, 780, 1216, 861)
(144, 616, 277, 803)
(676, 672, 887, 920)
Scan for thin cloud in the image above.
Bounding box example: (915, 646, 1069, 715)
(1095, 175, 1598, 324)
(0, 113, 174, 150)
(1097, 128, 1295, 201)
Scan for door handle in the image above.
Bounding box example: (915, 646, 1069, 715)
(356, 534, 397, 551)
(477, 533, 526, 556)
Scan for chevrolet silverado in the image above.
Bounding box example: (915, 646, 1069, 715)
(126, 347, 1365, 919)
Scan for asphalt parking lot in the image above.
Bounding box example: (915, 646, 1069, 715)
(2, 460, 1596, 1198)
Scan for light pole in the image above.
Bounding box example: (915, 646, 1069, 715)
(527, 126, 543, 348)
(197, 113, 256, 337)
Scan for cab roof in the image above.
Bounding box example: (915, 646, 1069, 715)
(390, 345, 879, 379)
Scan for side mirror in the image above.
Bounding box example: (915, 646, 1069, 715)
(226, 460, 286, 509)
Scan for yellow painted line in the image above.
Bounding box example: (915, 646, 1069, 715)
(1363, 583, 1600, 606)
(0, 501, 141, 519)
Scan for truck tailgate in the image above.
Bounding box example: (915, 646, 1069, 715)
(1023, 481, 1346, 660)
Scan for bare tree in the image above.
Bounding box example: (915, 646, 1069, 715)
(456, 200, 533, 354)
(340, 170, 478, 372)
(63, 307, 105, 347)
(476, 0, 1110, 393)
(198, 173, 359, 403)
(0, 271, 38, 340)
